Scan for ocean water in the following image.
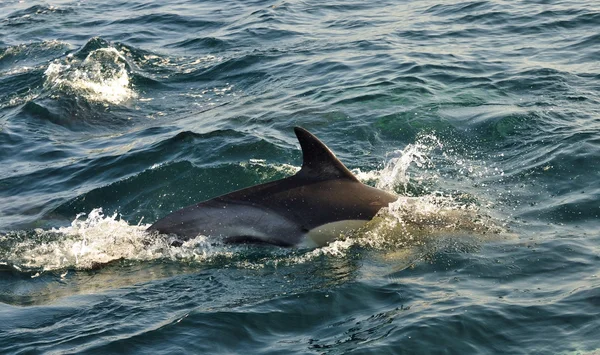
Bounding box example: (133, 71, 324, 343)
(1, 0, 599, 353)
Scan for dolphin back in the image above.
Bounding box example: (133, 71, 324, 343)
(147, 127, 397, 247)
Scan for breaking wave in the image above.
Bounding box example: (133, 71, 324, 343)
(43, 45, 136, 104)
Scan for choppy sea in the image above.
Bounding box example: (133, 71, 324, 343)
(1, 0, 599, 353)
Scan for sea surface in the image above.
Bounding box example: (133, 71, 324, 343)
(1, 0, 599, 353)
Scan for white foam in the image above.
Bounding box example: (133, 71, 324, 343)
(44, 47, 136, 104)
(137, 54, 221, 76)
(1, 92, 40, 109)
(240, 159, 301, 176)
(2, 209, 234, 274)
(279, 194, 507, 267)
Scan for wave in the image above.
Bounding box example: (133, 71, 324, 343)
(44, 41, 136, 105)
(1, 36, 237, 127)
(2, 4, 73, 27)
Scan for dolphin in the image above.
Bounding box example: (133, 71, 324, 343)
(147, 127, 398, 248)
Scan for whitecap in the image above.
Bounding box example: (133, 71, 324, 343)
(44, 47, 136, 104)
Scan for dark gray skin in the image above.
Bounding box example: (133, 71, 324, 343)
(148, 127, 398, 247)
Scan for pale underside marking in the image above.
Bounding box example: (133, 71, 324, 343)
(301, 219, 368, 248)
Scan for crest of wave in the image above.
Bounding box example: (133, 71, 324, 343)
(44, 47, 136, 104)
(5, 209, 229, 273)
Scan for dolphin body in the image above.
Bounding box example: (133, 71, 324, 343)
(148, 127, 398, 248)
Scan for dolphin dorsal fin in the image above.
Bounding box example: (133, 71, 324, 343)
(293, 127, 359, 182)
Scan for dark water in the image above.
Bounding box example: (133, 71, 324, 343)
(1, 0, 599, 353)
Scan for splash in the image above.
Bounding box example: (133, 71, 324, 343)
(0, 133, 509, 274)
(276, 133, 510, 265)
(362, 194, 506, 247)
(44, 47, 136, 104)
(1, 209, 232, 274)
(282, 194, 507, 267)
(376, 134, 443, 192)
